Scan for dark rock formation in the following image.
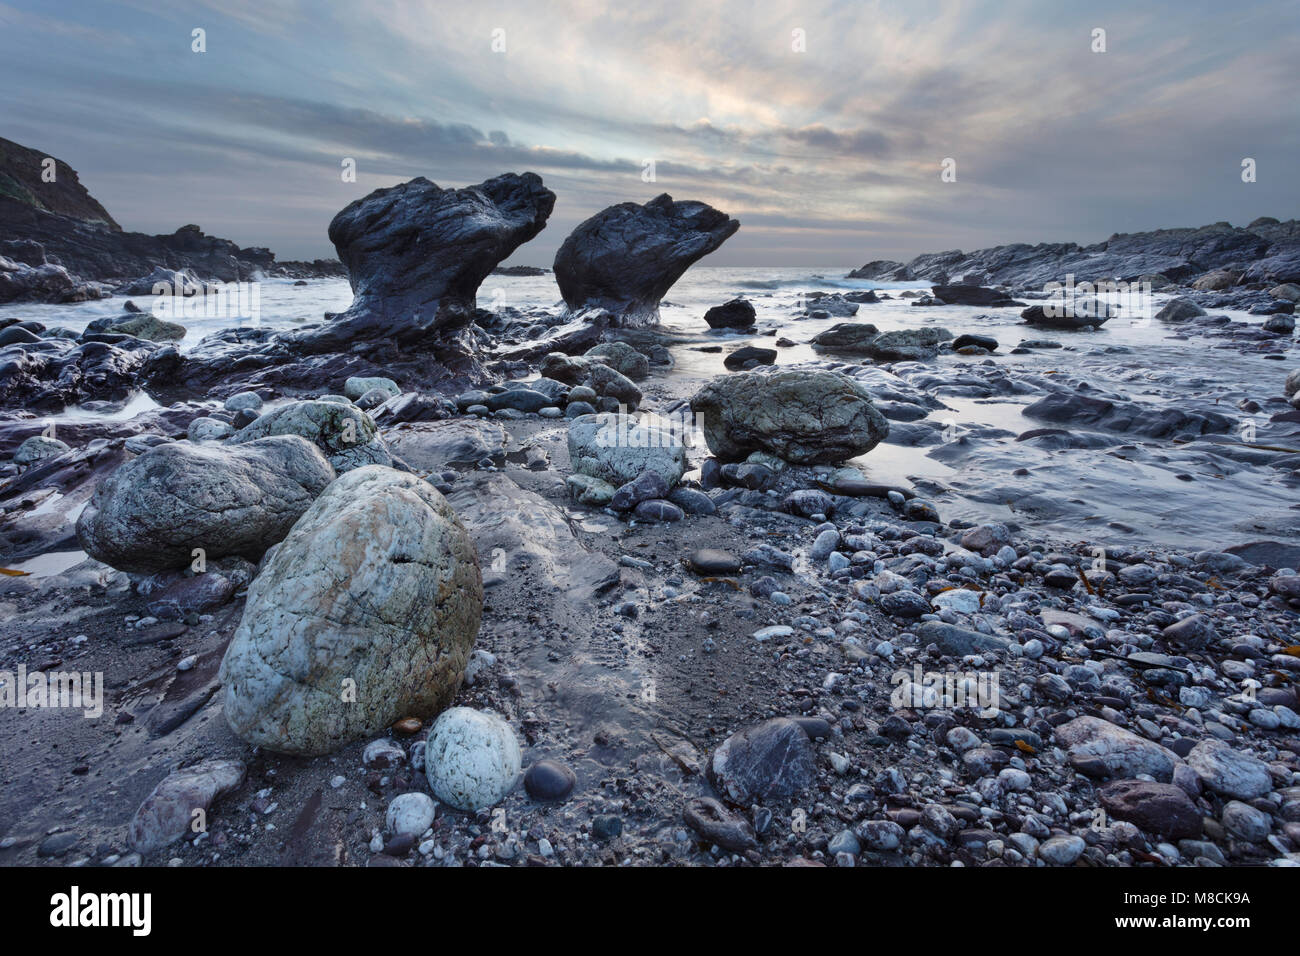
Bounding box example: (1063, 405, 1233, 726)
(553, 194, 739, 326)
(930, 284, 1025, 307)
(0, 136, 118, 226)
(704, 297, 756, 329)
(849, 219, 1298, 288)
(291, 173, 555, 353)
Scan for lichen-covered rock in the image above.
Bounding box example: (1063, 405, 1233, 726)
(106, 312, 187, 342)
(227, 399, 392, 472)
(75, 436, 335, 574)
(584, 341, 649, 381)
(553, 193, 739, 326)
(423, 707, 521, 811)
(219, 466, 483, 755)
(690, 369, 889, 464)
(567, 412, 687, 487)
(13, 434, 70, 467)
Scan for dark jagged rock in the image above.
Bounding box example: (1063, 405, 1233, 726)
(553, 193, 738, 326)
(703, 297, 756, 329)
(1020, 303, 1109, 330)
(292, 174, 555, 354)
(0, 337, 156, 411)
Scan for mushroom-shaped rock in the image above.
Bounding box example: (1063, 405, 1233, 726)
(295, 173, 555, 351)
(553, 193, 739, 326)
(218, 466, 483, 755)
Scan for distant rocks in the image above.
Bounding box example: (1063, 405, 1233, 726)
(930, 285, 1025, 307)
(704, 297, 756, 329)
(219, 466, 482, 755)
(0, 254, 106, 304)
(691, 369, 889, 463)
(424, 708, 521, 811)
(76, 436, 335, 574)
(845, 218, 1296, 287)
(553, 193, 739, 326)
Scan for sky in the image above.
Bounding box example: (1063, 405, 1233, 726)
(1, 0, 1297, 266)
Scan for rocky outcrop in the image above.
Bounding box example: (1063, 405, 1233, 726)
(0, 137, 274, 286)
(292, 174, 555, 353)
(553, 194, 739, 326)
(0, 334, 156, 411)
(219, 466, 483, 755)
(0, 136, 118, 226)
(691, 369, 889, 464)
(75, 436, 336, 574)
(849, 219, 1298, 288)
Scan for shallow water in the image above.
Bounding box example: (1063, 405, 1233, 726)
(3, 266, 1296, 553)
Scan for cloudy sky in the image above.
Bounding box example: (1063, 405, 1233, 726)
(2, 0, 1296, 266)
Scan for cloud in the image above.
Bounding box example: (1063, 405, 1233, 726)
(0, 0, 1294, 264)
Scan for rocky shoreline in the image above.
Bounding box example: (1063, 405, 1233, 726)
(1, 154, 1298, 868)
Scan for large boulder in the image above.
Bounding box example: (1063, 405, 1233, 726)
(219, 466, 483, 755)
(553, 193, 739, 326)
(1154, 297, 1206, 323)
(862, 327, 953, 360)
(704, 298, 756, 329)
(228, 399, 393, 472)
(76, 436, 335, 574)
(294, 173, 555, 352)
(567, 412, 688, 487)
(690, 369, 889, 464)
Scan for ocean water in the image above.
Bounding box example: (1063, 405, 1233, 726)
(3, 266, 1296, 553)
